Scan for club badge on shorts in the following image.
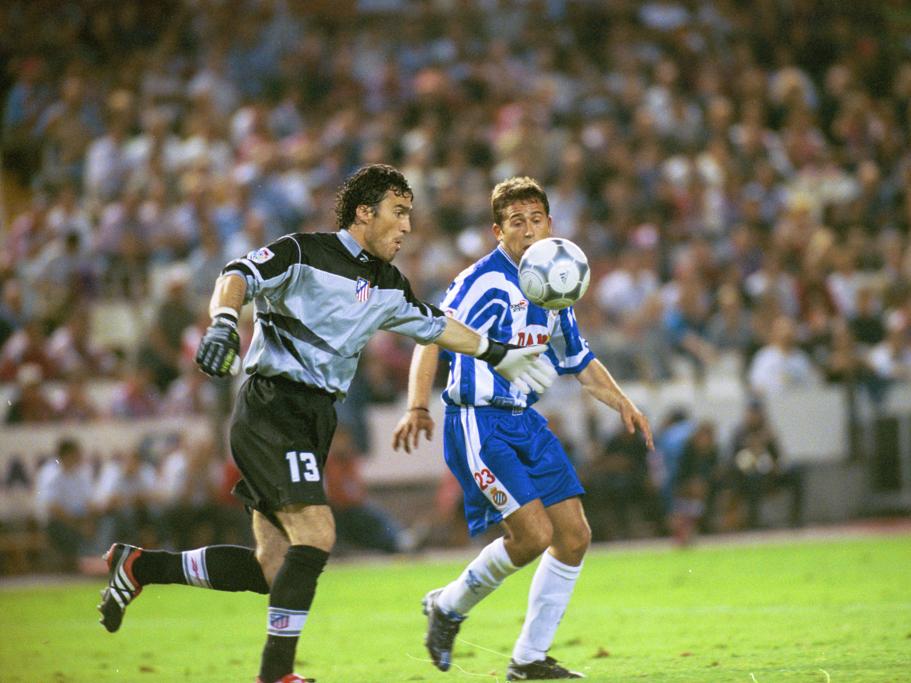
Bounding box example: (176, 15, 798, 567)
(355, 277, 372, 302)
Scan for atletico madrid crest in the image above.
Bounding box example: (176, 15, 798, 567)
(355, 277, 372, 302)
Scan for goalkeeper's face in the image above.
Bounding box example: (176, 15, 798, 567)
(361, 191, 414, 262)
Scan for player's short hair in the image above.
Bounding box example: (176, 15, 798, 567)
(490, 176, 550, 225)
(335, 164, 413, 230)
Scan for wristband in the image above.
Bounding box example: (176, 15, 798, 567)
(408, 407, 430, 413)
(476, 338, 507, 365)
(212, 306, 239, 328)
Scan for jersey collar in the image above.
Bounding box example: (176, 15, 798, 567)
(496, 244, 519, 270)
(337, 229, 372, 263)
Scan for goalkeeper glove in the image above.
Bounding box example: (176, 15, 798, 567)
(476, 340, 556, 394)
(195, 313, 241, 377)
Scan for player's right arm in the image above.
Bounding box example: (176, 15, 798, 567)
(391, 342, 440, 453)
(196, 235, 301, 377)
(195, 272, 246, 377)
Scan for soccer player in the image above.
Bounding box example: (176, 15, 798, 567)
(392, 176, 654, 681)
(97, 164, 556, 683)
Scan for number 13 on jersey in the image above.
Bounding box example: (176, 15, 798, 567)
(286, 451, 320, 482)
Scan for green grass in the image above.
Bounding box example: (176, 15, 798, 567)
(1, 535, 910, 682)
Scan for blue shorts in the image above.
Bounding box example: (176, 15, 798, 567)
(443, 406, 584, 536)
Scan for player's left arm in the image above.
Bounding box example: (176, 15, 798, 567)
(391, 342, 440, 454)
(575, 359, 654, 450)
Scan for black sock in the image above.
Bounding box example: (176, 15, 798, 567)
(259, 545, 330, 683)
(133, 546, 268, 593)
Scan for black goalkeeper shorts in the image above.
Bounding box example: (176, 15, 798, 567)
(229, 373, 337, 515)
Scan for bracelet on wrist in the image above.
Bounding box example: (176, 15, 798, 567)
(408, 407, 430, 413)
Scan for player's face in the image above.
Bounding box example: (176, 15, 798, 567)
(362, 190, 413, 262)
(493, 198, 553, 264)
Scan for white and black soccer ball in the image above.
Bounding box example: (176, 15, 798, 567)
(518, 237, 591, 310)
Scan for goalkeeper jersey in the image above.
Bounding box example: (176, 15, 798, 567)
(223, 229, 446, 398)
(439, 245, 594, 410)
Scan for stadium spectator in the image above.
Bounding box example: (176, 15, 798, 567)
(93, 447, 159, 551)
(0, 279, 29, 348)
(53, 370, 101, 422)
(4, 363, 58, 424)
(108, 364, 162, 419)
(727, 400, 805, 529)
(583, 426, 664, 541)
(95, 186, 153, 299)
(138, 265, 197, 391)
(653, 407, 697, 517)
(84, 90, 135, 205)
(748, 315, 822, 396)
(705, 284, 754, 361)
(663, 276, 718, 380)
(45, 307, 116, 378)
(2, 55, 52, 184)
(33, 437, 95, 570)
(623, 291, 676, 382)
(850, 285, 886, 348)
(47, 182, 92, 244)
(32, 231, 99, 323)
(157, 432, 223, 550)
(0, 319, 57, 381)
(34, 74, 103, 189)
(867, 316, 911, 395)
(161, 361, 217, 416)
(671, 420, 724, 544)
(595, 247, 660, 325)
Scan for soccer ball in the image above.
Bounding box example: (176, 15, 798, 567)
(518, 237, 591, 310)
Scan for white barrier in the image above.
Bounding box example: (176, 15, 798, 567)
(0, 380, 855, 522)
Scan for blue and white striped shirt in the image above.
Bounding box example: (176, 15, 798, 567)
(439, 245, 595, 409)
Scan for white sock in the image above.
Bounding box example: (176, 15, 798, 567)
(436, 537, 519, 616)
(511, 551, 582, 665)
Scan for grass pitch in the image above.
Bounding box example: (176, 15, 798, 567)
(1, 533, 909, 682)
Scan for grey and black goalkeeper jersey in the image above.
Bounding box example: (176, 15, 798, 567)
(223, 230, 447, 397)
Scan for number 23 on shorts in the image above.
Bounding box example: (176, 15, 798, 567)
(474, 467, 495, 490)
(286, 451, 320, 483)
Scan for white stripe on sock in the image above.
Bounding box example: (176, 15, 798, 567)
(266, 608, 309, 637)
(182, 548, 212, 589)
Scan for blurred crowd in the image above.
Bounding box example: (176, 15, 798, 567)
(28, 429, 251, 571)
(23, 422, 422, 572)
(575, 396, 804, 546)
(3, 0, 911, 564)
(3, 0, 911, 418)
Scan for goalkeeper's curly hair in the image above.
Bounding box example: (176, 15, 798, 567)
(335, 164, 413, 230)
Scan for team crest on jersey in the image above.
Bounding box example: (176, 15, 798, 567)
(489, 486, 508, 508)
(247, 247, 275, 264)
(355, 277, 372, 302)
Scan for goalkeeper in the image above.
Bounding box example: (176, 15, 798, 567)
(97, 164, 554, 683)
